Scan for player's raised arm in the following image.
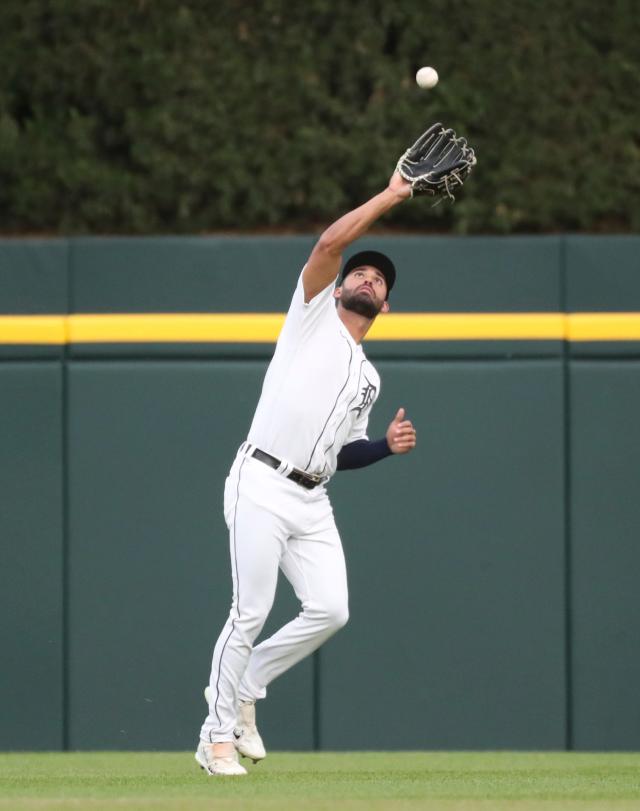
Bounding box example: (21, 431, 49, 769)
(302, 122, 477, 303)
(302, 171, 411, 303)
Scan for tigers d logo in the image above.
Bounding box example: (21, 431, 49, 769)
(352, 375, 377, 417)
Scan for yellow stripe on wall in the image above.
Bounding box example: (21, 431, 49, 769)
(567, 313, 640, 342)
(367, 313, 566, 340)
(1, 312, 640, 344)
(70, 313, 567, 342)
(0, 315, 67, 344)
(68, 313, 286, 343)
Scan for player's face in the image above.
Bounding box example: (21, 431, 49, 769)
(337, 266, 389, 319)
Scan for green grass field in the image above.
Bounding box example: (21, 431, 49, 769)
(1, 751, 639, 811)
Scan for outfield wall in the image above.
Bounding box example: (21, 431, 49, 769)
(1, 235, 639, 752)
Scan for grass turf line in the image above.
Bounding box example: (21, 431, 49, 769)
(1, 751, 639, 811)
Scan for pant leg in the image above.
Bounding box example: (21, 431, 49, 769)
(238, 491, 349, 701)
(200, 454, 289, 743)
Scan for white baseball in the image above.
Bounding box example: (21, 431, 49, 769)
(416, 67, 438, 89)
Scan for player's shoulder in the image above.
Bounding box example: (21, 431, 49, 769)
(296, 266, 337, 310)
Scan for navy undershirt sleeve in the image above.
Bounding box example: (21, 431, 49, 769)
(336, 438, 392, 471)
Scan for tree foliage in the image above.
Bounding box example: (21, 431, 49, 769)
(0, 0, 638, 234)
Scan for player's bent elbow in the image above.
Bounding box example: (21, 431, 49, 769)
(312, 234, 343, 260)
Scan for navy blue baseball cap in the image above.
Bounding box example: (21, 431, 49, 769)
(340, 250, 396, 298)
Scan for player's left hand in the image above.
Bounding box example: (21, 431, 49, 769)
(386, 408, 416, 454)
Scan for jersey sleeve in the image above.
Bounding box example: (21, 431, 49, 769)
(285, 267, 337, 334)
(266, 267, 338, 373)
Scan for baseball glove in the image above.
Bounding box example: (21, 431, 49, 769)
(396, 123, 476, 200)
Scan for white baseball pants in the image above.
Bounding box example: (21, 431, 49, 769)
(200, 446, 349, 743)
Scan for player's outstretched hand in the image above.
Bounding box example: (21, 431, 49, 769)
(386, 408, 416, 454)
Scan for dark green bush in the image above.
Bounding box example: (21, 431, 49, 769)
(0, 0, 638, 234)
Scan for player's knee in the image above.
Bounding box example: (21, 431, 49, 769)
(303, 597, 349, 633)
(324, 601, 349, 632)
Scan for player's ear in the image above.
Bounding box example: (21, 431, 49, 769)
(333, 286, 342, 300)
(381, 300, 390, 314)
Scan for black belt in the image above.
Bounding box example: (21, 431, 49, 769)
(250, 447, 326, 490)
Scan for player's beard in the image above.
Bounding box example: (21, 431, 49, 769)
(340, 288, 383, 319)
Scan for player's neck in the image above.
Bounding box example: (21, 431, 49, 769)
(337, 307, 375, 344)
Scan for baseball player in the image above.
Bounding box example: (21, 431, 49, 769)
(196, 125, 475, 775)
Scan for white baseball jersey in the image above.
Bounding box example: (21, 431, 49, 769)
(247, 269, 381, 477)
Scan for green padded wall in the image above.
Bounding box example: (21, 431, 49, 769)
(566, 236, 640, 359)
(70, 237, 313, 313)
(0, 363, 64, 750)
(66, 361, 313, 750)
(0, 241, 67, 360)
(0, 241, 68, 314)
(570, 361, 640, 750)
(67, 235, 562, 315)
(323, 360, 567, 749)
(2, 234, 640, 752)
(566, 236, 640, 312)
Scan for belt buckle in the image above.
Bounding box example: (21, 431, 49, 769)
(289, 466, 325, 489)
(303, 470, 327, 488)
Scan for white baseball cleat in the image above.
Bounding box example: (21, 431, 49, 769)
(204, 686, 267, 763)
(195, 740, 247, 776)
(234, 699, 267, 763)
